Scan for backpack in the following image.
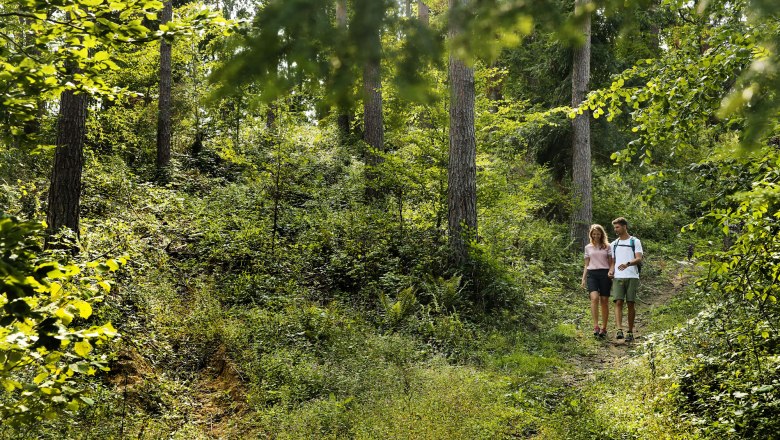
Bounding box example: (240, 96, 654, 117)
(613, 236, 643, 273)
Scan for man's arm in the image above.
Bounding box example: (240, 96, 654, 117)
(618, 252, 643, 271)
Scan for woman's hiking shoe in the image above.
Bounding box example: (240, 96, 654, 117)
(616, 329, 624, 340)
(625, 331, 634, 342)
(593, 326, 601, 337)
(598, 330, 607, 338)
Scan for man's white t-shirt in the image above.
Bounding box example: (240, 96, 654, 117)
(611, 236, 643, 279)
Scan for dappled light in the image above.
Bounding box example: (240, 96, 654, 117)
(1, 0, 779, 438)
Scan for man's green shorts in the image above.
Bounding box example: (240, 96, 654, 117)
(611, 278, 639, 302)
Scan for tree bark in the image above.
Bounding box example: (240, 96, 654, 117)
(336, 0, 351, 137)
(156, 0, 173, 171)
(418, 1, 430, 26)
(570, 0, 592, 250)
(46, 89, 87, 246)
(448, 0, 477, 265)
(363, 24, 384, 201)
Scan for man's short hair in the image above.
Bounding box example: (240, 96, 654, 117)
(612, 217, 628, 227)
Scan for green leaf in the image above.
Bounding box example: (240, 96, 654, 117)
(56, 308, 74, 325)
(93, 51, 110, 62)
(73, 340, 92, 357)
(106, 259, 120, 272)
(73, 299, 93, 319)
(2, 380, 19, 392)
(102, 322, 118, 337)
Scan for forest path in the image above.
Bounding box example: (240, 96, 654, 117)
(562, 259, 694, 387)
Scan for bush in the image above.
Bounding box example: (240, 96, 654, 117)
(0, 216, 121, 427)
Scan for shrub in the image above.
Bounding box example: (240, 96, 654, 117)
(0, 216, 122, 426)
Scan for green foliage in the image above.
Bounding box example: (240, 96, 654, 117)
(657, 144, 780, 438)
(0, 0, 162, 133)
(0, 216, 121, 426)
(6, 0, 776, 437)
(591, 167, 702, 242)
(581, 0, 779, 154)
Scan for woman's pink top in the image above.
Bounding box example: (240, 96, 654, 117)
(584, 243, 611, 270)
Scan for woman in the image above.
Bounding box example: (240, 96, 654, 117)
(581, 224, 612, 338)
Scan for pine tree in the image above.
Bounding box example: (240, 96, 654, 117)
(570, 0, 592, 249)
(447, 0, 477, 265)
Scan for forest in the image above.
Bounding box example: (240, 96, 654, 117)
(1, 0, 779, 438)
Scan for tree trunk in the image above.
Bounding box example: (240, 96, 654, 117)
(570, 0, 592, 250)
(46, 89, 87, 247)
(363, 25, 384, 201)
(448, 0, 477, 265)
(418, 1, 430, 26)
(156, 0, 173, 171)
(336, 0, 351, 137)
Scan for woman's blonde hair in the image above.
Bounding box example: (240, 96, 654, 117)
(589, 224, 609, 249)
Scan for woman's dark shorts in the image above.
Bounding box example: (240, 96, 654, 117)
(587, 269, 612, 297)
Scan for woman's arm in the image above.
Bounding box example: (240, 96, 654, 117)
(581, 257, 590, 289)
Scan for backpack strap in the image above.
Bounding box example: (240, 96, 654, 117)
(629, 236, 635, 257)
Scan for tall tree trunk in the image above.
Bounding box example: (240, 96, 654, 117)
(405, 0, 412, 17)
(570, 0, 592, 250)
(418, 1, 430, 26)
(156, 0, 173, 172)
(363, 25, 384, 201)
(46, 88, 87, 247)
(336, 0, 351, 137)
(447, 0, 477, 265)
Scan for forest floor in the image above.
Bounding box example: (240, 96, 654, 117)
(183, 257, 699, 439)
(70, 255, 699, 440)
(527, 257, 700, 439)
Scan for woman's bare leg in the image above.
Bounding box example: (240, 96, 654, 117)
(600, 296, 610, 331)
(590, 291, 600, 328)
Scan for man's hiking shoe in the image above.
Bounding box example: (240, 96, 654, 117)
(625, 332, 634, 342)
(593, 326, 601, 337)
(616, 329, 624, 340)
(598, 330, 607, 338)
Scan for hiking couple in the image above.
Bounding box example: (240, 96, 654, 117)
(580, 217, 643, 342)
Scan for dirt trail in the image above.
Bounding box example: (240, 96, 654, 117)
(568, 260, 693, 382)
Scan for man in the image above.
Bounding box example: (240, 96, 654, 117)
(608, 217, 643, 342)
